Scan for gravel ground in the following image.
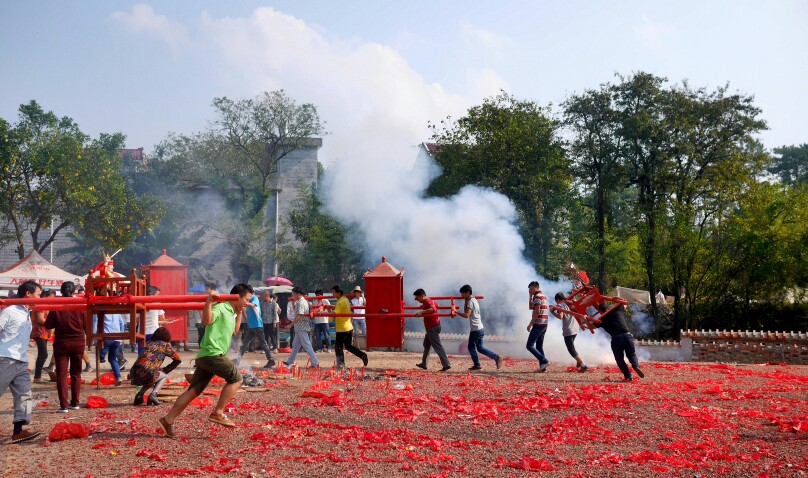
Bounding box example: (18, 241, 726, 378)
(2, 347, 807, 477)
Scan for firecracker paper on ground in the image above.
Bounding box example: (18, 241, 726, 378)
(3, 350, 807, 477)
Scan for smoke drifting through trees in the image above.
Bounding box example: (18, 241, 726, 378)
(321, 144, 620, 363)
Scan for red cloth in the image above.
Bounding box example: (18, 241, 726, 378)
(421, 297, 440, 329)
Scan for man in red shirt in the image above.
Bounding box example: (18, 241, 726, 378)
(413, 289, 451, 372)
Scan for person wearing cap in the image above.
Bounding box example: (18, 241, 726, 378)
(350, 286, 366, 344)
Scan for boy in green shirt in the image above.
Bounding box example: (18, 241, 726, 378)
(158, 284, 252, 438)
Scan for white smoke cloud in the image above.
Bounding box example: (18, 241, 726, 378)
(186, 7, 618, 365)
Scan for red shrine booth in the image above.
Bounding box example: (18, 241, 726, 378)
(142, 250, 189, 347)
(364, 257, 405, 351)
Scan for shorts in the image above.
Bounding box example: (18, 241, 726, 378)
(189, 355, 242, 394)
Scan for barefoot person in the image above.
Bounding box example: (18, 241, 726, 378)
(0, 281, 42, 443)
(456, 284, 502, 371)
(158, 284, 251, 438)
(413, 289, 451, 372)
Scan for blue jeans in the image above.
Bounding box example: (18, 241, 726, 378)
(526, 325, 549, 365)
(104, 340, 122, 380)
(352, 319, 366, 337)
(611, 333, 640, 379)
(468, 329, 499, 367)
(314, 323, 330, 351)
(286, 329, 319, 367)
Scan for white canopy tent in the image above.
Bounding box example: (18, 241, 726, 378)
(0, 250, 80, 290)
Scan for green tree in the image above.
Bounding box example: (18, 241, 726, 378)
(153, 90, 326, 282)
(662, 83, 767, 330)
(427, 91, 569, 277)
(276, 185, 366, 290)
(769, 144, 807, 186)
(563, 86, 626, 290)
(609, 73, 674, 320)
(0, 101, 164, 260)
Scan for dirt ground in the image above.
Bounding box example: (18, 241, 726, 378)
(1, 346, 807, 477)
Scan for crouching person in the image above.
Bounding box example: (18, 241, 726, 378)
(131, 327, 181, 406)
(158, 284, 251, 438)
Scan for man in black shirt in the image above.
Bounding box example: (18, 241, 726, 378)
(593, 303, 645, 381)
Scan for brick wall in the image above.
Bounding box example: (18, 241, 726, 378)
(681, 330, 808, 364)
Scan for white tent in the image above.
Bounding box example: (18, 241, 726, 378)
(0, 250, 80, 290)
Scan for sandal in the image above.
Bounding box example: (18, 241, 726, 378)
(208, 413, 235, 427)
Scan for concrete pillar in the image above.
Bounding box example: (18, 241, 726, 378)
(680, 337, 693, 362)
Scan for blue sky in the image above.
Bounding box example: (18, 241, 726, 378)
(1, 1, 806, 162)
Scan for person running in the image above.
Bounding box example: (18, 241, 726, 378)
(45, 281, 87, 413)
(526, 281, 551, 372)
(591, 303, 645, 381)
(236, 285, 275, 369)
(413, 289, 451, 372)
(0, 281, 42, 443)
(96, 312, 127, 386)
(283, 287, 319, 368)
(456, 284, 502, 371)
(158, 284, 251, 438)
(550, 292, 588, 372)
(131, 327, 181, 406)
(330, 285, 368, 369)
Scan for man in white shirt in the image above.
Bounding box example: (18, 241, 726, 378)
(312, 289, 331, 352)
(456, 284, 502, 371)
(0, 281, 42, 443)
(142, 285, 165, 354)
(350, 286, 366, 343)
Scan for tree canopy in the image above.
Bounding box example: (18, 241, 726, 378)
(0, 100, 164, 261)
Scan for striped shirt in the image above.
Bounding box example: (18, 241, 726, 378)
(531, 293, 549, 326)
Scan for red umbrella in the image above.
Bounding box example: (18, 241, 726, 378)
(263, 276, 293, 286)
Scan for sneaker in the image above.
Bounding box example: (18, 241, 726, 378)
(415, 363, 427, 370)
(56, 408, 69, 414)
(468, 365, 482, 371)
(539, 361, 550, 372)
(68, 405, 80, 410)
(495, 356, 503, 370)
(147, 395, 161, 406)
(158, 417, 176, 439)
(114, 379, 122, 387)
(579, 364, 589, 373)
(44, 364, 54, 372)
(633, 366, 645, 378)
(83, 364, 92, 373)
(621, 377, 633, 382)
(33, 377, 42, 383)
(11, 429, 40, 444)
(208, 413, 236, 427)
(440, 365, 451, 372)
(362, 354, 369, 367)
(261, 361, 276, 369)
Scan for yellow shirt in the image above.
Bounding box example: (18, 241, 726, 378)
(334, 296, 354, 332)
